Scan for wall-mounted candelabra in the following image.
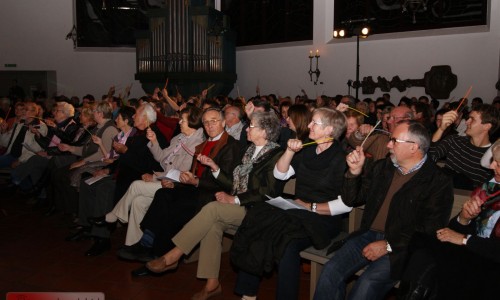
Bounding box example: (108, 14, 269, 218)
(308, 50, 322, 85)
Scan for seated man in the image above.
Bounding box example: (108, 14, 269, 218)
(0, 102, 47, 176)
(224, 105, 244, 140)
(348, 106, 413, 161)
(430, 104, 498, 189)
(314, 121, 454, 300)
(11, 101, 78, 193)
(93, 107, 240, 259)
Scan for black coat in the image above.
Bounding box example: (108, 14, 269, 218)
(342, 157, 454, 279)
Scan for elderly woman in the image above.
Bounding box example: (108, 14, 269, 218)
(427, 140, 500, 299)
(233, 107, 349, 300)
(51, 101, 118, 214)
(146, 111, 283, 300)
(69, 103, 169, 255)
(88, 106, 204, 248)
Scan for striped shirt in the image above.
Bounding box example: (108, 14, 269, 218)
(429, 134, 492, 188)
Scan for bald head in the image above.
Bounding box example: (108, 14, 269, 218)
(387, 106, 413, 133)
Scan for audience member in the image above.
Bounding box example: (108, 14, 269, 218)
(313, 121, 453, 300)
(233, 108, 348, 300)
(224, 105, 244, 140)
(430, 104, 498, 189)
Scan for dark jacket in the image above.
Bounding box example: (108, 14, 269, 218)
(36, 117, 80, 147)
(448, 209, 500, 263)
(216, 146, 284, 206)
(182, 131, 241, 205)
(342, 157, 454, 279)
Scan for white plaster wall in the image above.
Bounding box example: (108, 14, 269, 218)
(0, 0, 142, 98)
(235, 0, 500, 104)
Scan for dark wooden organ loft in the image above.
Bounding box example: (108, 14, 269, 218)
(134, 0, 237, 97)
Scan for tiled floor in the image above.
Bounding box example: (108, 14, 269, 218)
(0, 188, 311, 300)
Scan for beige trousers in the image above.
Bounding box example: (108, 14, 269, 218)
(172, 201, 246, 279)
(110, 180, 162, 245)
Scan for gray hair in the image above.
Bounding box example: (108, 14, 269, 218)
(141, 103, 157, 123)
(203, 107, 224, 121)
(251, 111, 281, 142)
(95, 101, 113, 119)
(58, 101, 75, 118)
(402, 120, 430, 154)
(314, 107, 347, 140)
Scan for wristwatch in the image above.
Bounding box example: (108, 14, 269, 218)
(385, 240, 392, 253)
(311, 202, 317, 213)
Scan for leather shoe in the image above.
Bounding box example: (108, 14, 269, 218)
(65, 227, 90, 242)
(87, 215, 108, 227)
(85, 238, 111, 256)
(131, 265, 152, 277)
(146, 257, 178, 273)
(191, 284, 222, 300)
(117, 243, 155, 262)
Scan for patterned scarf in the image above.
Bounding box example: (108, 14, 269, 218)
(231, 141, 279, 195)
(473, 180, 500, 239)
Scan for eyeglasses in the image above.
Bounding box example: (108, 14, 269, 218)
(389, 137, 416, 144)
(310, 120, 324, 126)
(248, 124, 259, 129)
(202, 119, 221, 126)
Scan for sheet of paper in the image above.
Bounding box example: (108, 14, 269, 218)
(156, 169, 181, 182)
(265, 195, 307, 210)
(84, 174, 110, 185)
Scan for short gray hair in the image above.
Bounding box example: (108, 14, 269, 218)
(95, 101, 113, 119)
(141, 103, 157, 123)
(58, 101, 75, 117)
(314, 107, 347, 140)
(251, 111, 281, 142)
(402, 120, 430, 154)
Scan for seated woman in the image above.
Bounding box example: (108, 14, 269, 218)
(277, 104, 311, 149)
(232, 107, 350, 300)
(88, 106, 204, 249)
(91, 108, 239, 249)
(50, 101, 118, 214)
(429, 139, 500, 299)
(146, 111, 283, 300)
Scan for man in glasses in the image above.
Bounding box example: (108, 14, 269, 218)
(430, 104, 498, 190)
(348, 106, 413, 161)
(314, 121, 454, 300)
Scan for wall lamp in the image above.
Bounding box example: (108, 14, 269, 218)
(308, 49, 322, 85)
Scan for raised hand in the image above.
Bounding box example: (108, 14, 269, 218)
(245, 101, 255, 118)
(286, 139, 303, 153)
(197, 154, 217, 171)
(459, 195, 482, 224)
(439, 110, 459, 131)
(346, 146, 365, 176)
(91, 135, 102, 145)
(146, 127, 157, 143)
